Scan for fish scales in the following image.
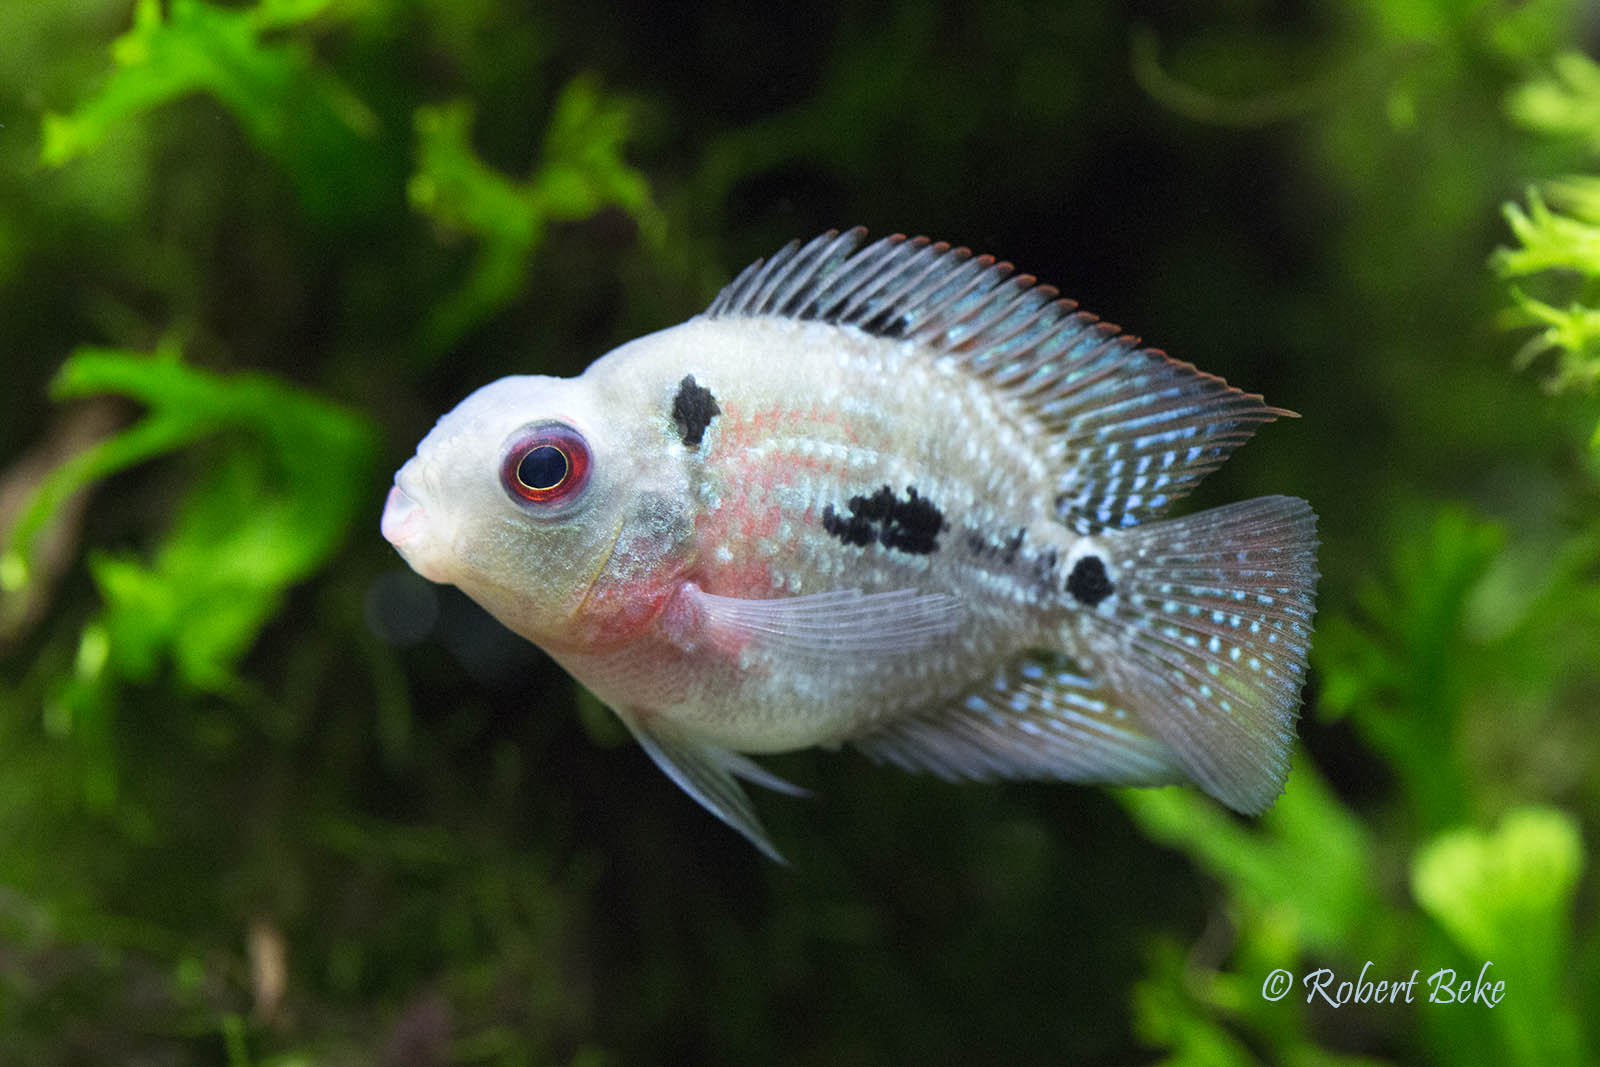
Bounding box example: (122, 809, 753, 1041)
(591, 317, 1071, 747)
(382, 227, 1319, 860)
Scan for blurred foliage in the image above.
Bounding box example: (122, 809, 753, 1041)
(1497, 52, 1600, 446)
(41, 0, 383, 224)
(1411, 807, 1585, 1064)
(408, 78, 665, 359)
(2, 0, 1600, 1064)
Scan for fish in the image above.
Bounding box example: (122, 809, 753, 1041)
(381, 227, 1319, 860)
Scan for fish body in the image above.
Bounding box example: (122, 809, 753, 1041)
(383, 229, 1319, 859)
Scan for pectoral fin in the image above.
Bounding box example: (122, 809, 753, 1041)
(619, 711, 806, 863)
(666, 584, 964, 661)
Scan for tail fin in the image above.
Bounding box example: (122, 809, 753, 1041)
(1074, 496, 1319, 812)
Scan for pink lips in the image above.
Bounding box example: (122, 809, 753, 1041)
(381, 484, 426, 547)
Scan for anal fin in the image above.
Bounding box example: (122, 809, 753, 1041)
(853, 655, 1186, 787)
(620, 711, 805, 863)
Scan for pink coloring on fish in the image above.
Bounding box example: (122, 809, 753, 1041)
(381, 228, 1319, 860)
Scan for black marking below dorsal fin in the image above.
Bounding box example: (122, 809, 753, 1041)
(703, 227, 1292, 531)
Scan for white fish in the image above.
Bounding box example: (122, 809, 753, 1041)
(382, 228, 1319, 860)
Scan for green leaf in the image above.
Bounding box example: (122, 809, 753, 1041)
(1123, 764, 1400, 1066)
(1119, 756, 1381, 953)
(1493, 189, 1600, 281)
(1506, 52, 1600, 147)
(1314, 506, 1504, 829)
(41, 0, 381, 224)
(8, 345, 377, 696)
(1131, 940, 1263, 1065)
(1496, 57, 1600, 442)
(408, 76, 665, 357)
(1412, 808, 1585, 1065)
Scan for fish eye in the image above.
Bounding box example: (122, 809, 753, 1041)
(518, 445, 568, 490)
(500, 423, 591, 507)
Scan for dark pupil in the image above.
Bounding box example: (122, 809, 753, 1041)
(517, 445, 568, 490)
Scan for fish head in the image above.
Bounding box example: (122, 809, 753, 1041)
(382, 371, 676, 646)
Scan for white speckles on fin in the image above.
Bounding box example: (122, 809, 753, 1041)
(666, 584, 964, 661)
(852, 656, 1185, 785)
(620, 712, 803, 863)
(1078, 496, 1319, 813)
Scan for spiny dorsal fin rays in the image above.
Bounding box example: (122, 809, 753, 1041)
(769, 232, 864, 317)
(702, 227, 1289, 531)
(705, 230, 859, 319)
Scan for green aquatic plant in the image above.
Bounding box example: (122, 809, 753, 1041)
(1496, 53, 1600, 447)
(1120, 5, 1600, 1065)
(409, 77, 666, 358)
(1315, 507, 1501, 830)
(1127, 504, 1598, 1066)
(41, 0, 381, 224)
(1412, 807, 1586, 1065)
(40, 0, 662, 357)
(4, 344, 376, 806)
(3, 3, 667, 1059)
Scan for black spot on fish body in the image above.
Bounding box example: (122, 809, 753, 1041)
(882, 487, 945, 554)
(848, 486, 897, 523)
(963, 525, 1024, 563)
(672, 375, 719, 448)
(823, 485, 946, 555)
(1034, 547, 1059, 588)
(880, 522, 933, 554)
(961, 523, 1065, 601)
(1066, 555, 1114, 606)
(1002, 528, 1025, 565)
(822, 504, 876, 547)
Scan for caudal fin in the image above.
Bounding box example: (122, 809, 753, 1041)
(1074, 496, 1319, 813)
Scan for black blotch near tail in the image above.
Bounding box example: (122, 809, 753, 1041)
(1066, 555, 1114, 605)
(672, 375, 720, 448)
(823, 485, 945, 555)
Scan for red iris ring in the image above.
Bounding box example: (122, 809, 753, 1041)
(500, 424, 591, 506)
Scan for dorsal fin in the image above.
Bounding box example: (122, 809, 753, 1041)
(704, 228, 1290, 531)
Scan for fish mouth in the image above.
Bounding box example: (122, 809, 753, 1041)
(381, 483, 428, 548)
(381, 471, 452, 583)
